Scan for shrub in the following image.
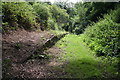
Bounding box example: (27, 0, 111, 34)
(49, 5, 69, 30)
(33, 3, 51, 29)
(83, 7, 120, 56)
(2, 2, 37, 30)
(47, 17, 56, 30)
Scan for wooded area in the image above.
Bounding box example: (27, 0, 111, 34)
(2, 1, 120, 79)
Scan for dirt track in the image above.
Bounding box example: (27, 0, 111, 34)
(2, 29, 68, 78)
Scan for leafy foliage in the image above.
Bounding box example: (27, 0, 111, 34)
(62, 2, 119, 35)
(33, 3, 50, 29)
(73, 2, 91, 34)
(2, 2, 120, 78)
(2, 2, 120, 57)
(2, 2, 37, 31)
(0, 1, 2, 15)
(86, 2, 118, 22)
(33, 2, 69, 30)
(49, 5, 69, 30)
(83, 7, 120, 56)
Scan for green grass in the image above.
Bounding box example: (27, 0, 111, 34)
(50, 30, 68, 35)
(56, 34, 118, 78)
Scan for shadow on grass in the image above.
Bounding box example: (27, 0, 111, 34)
(63, 57, 101, 78)
(61, 57, 119, 79)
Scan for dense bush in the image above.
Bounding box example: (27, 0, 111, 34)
(86, 2, 119, 22)
(2, 2, 69, 31)
(49, 5, 69, 30)
(54, 2, 77, 32)
(2, 2, 37, 31)
(0, 2, 1, 15)
(62, 2, 119, 35)
(83, 7, 120, 56)
(60, 2, 92, 34)
(33, 3, 69, 30)
(33, 3, 51, 29)
(73, 2, 91, 34)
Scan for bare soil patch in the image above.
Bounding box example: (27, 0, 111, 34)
(3, 29, 53, 63)
(2, 29, 68, 78)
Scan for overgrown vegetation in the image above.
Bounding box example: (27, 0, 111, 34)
(2, 1, 120, 78)
(2, 2, 37, 31)
(2, 2, 69, 32)
(83, 6, 120, 57)
(57, 34, 118, 78)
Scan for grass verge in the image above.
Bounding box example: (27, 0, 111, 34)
(56, 34, 118, 78)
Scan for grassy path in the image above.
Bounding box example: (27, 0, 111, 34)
(3, 30, 118, 78)
(56, 34, 118, 78)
